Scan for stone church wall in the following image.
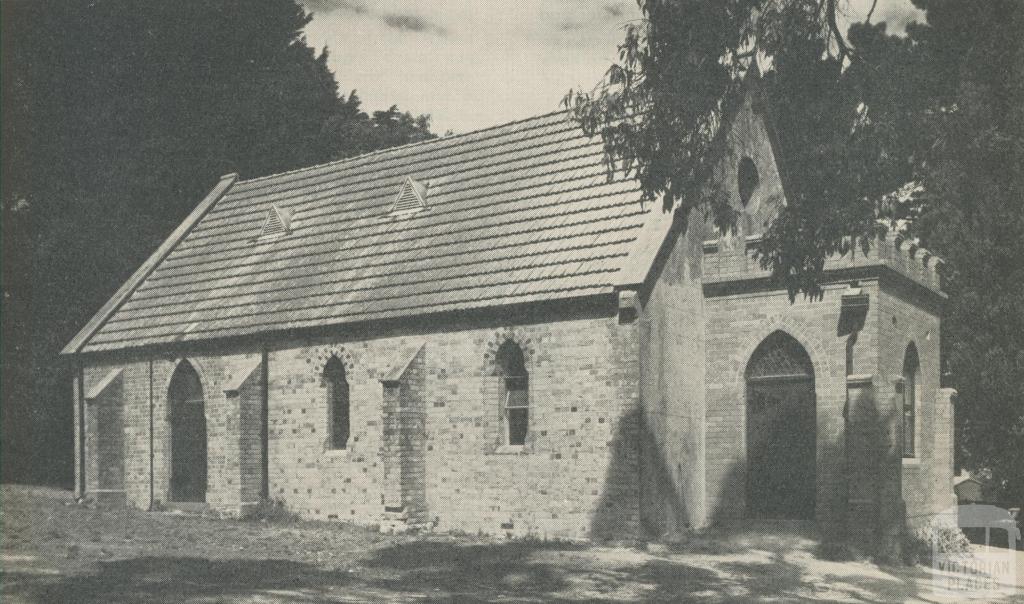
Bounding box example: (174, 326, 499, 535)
(703, 283, 856, 528)
(876, 279, 955, 528)
(636, 208, 708, 536)
(78, 303, 643, 540)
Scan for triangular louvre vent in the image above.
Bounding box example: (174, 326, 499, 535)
(391, 177, 428, 214)
(258, 205, 292, 240)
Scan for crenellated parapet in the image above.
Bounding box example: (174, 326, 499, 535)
(857, 231, 944, 295)
(702, 229, 945, 297)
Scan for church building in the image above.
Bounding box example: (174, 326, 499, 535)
(63, 83, 955, 550)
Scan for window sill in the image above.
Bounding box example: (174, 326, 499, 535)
(902, 457, 921, 466)
(491, 444, 528, 455)
(323, 447, 351, 458)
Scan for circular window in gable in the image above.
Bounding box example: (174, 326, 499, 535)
(738, 156, 760, 207)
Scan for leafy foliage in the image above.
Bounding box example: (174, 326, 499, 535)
(564, 1, 756, 230)
(570, 0, 1024, 504)
(899, 0, 1024, 507)
(1, 0, 433, 484)
(564, 0, 916, 298)
(834, 0, 1024, 507)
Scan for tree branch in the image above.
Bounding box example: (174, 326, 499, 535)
(866, 0, 879, 23)
(826, 0, 853, 58)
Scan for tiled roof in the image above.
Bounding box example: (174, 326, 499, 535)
(73, 111, 663, 353)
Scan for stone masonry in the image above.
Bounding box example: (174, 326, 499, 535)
(78, 304, 642, 541)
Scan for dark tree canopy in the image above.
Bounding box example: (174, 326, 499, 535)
(564, 0, 918, 297)
(902, 0, 1024, 507)
(0, 0, 434, 484)
(569, 0, 1024, 505)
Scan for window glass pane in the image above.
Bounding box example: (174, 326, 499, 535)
(508, 408, 528, 445)
(497, 341, 528, 446)
(505, 375, 528, 391)
(903, 408, 915, 457)
(747, 332, 813, 379)
(902, 345, 919, 458)
(324, 357, 349, 449)
(506, 389, 528, 409)
(332, 384, 349, 448)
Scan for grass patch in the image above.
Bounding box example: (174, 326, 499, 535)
(243, 498, 298, 524)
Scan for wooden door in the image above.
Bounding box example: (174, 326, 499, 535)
(745, 332, 817, 520)
(746, 379, 816, 519)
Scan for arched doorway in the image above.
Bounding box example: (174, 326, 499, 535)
(169, 361, 207, 502)
(745, 332, 816, 520)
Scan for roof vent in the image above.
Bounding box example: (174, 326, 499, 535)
(258, 205, 292, 240)
(391, 177, 428, 214)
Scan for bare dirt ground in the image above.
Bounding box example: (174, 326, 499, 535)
(2, 485, 1021, 603)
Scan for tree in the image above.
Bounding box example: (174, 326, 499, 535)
(1, 0, 434, 484)
(568, 0, 1024, 504)
(894, 0, 1024, 506)
(564, 0, 915, 297)
(320, 95, 436, 159)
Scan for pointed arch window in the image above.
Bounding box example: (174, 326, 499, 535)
(324, 356, 350, 449)
(902, 344, 920, 458)
(738, 156, 760, 207)
(746, 332, 814, 382)
(496, 341, 529, 446)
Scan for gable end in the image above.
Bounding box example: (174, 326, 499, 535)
(61, 173, 239, 355)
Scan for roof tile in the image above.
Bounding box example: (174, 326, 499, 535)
(82, 112, 656, 352)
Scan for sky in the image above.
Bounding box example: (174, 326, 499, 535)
(301, 0, 924, 135)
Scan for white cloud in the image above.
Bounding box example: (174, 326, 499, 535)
(842, 0, 925, 32)
(301, 1, 923, 135)
(302, 1, 639, 133)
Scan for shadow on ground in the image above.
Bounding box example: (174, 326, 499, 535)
(5, 557, 353, 603)
(359, 539, 754, 601)
(1, 543, 778, 602)
(6, 540, 915, 603)
(8, 487, 1014, 603)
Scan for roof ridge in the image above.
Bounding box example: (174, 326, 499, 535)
(235, 109, 572, 186)
(207, 128, 597, 220)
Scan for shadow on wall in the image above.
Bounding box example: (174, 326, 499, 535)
(844, 384, 907, 559)
(702, 378, 904, 559)
(637, 407, 693, 539)
(590, 406, 642, 541)
(590, 407, 693, 542)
